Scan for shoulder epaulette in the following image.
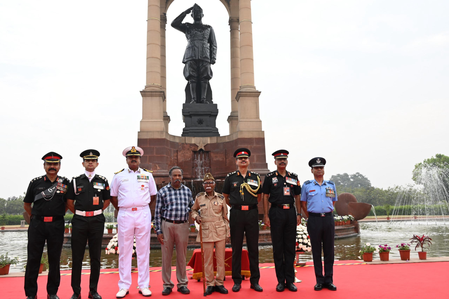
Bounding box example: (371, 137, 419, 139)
(31, 175, 44, 182)
(196, 192, 206, 198)
(250, 171, 260, 176)
(265, 171, 275, 177)
(114, 169, 124, 174)
(98, 175, 108, 181)
(142, 168, 153, 173)
(226, 171, 237, 177)
(73, 174, 83, 179)
(217, 193, 224, 199)
(304, 180, 312, 185)
(289, 171, 298, 177)
(327, 180, 335, 185)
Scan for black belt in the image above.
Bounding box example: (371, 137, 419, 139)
(32, 215, 64, 222)
(308, 212, 332, 217)
(162, 217, 187, 224)
(231, 204, 257, 210)
(271, 203, 294, 209)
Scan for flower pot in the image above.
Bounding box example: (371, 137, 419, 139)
(363, 252, 373, 262)
(64, 228, 69, 234)
(190, 227, 196, 233)
(399, 249, 410, 261)
(379, 251, 390, 261)
(0, 264, 10, 275)
(107, 229, 113, 234)
(39, 263, 44, 274)
(418, 251, 427, 260)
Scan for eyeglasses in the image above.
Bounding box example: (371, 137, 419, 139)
(203, 182, 215, 185)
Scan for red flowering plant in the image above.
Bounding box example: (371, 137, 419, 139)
(378, 244, 391, 253)
(410, 234, 432, 252)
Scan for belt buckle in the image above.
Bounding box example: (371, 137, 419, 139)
(86, 211, 94, 217)
(241, 205, 249, 211)
(132, 208, 137, 211)
(320, 213, 325, 217)
(43, 217, 53, 222)
(282, 204, 290, 209)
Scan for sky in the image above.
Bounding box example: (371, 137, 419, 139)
(1, 0, 448, 199)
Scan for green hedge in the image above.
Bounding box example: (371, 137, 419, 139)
(368, 204, 449, 216)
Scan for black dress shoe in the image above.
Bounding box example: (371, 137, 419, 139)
(162, 288, 172, 296)
(314, 283, 323, 291)
(88, 291, 102, 299)
(205, 286, 215, 295)
(231, 284, 241, 292)
(177, 286, 190, 294)
(286, 283, 297, 292)
(276, 283, 285, 292)
(324, 283, 337, 291)
(47, 295, 59, 299)
(250, 284, 263, 292)
(215, 285, 228, 294)
(26, 296, 37, 299)
(70, 294, 81, 299)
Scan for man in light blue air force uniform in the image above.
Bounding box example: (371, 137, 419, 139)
(300, 157, 338, 292)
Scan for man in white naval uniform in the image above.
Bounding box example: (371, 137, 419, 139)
(111, 146, 158, 298)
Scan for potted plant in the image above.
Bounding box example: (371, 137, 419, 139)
(39, 255, 49, 274)
(106, 224, 114, 234)
(64, 224, 70, 234)
(189, 223, 196, 233)
(378, 244, 391, 261)
(359, 243, 376, 262)
(396, 243, 411, 260)
(410, 234, 432, 260)
(0, 252, 19, 275)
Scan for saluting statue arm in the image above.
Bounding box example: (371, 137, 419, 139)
(171, 7, 192, 32)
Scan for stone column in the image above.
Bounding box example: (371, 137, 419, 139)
(160, 13, 170, 132)
(227, 17, 240, 134)
(139, 0, 167, 137)
(236, 0, 262, 133)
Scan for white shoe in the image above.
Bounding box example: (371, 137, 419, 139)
(116, 289, 129, 298)
(139, 287, 152, 297)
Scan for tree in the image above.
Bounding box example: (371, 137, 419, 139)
(330, 172, 372, 189)
(412, 154, 449, 202)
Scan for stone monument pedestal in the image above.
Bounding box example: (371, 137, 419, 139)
(182, 103, 219, 137)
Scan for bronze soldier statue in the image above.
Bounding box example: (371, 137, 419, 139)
(172, 4, 217, 104)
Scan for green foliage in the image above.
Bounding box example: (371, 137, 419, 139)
(0, 252, 19, 267)
(368, 204, 449, 216)
(0, 195, 25, 215)
(412, 154, 449, 202)
(359, 243, 376, 255)
(330, 172, 371, 189)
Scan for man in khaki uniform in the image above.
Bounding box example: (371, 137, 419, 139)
(191, 173, 229, 295)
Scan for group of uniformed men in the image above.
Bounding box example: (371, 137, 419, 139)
(23, 146, 338, 299)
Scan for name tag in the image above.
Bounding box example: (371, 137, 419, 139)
(247, 179, 258, 187)
(93, 182, 105, 190)
(286, 177, 297, 185)
(93, 196, 99, 205)
(283, 187, 291, 196)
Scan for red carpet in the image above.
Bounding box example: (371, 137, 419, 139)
(2, 261, 447, 298)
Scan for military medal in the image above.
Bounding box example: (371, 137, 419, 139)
(272, 177, 278, 184)
(247, 179, 258, 187)
(93, 196, 99, 205)
(326, 187, 335, 198)
(93, 182, 105, 190)
(286, 177, 297, 185)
